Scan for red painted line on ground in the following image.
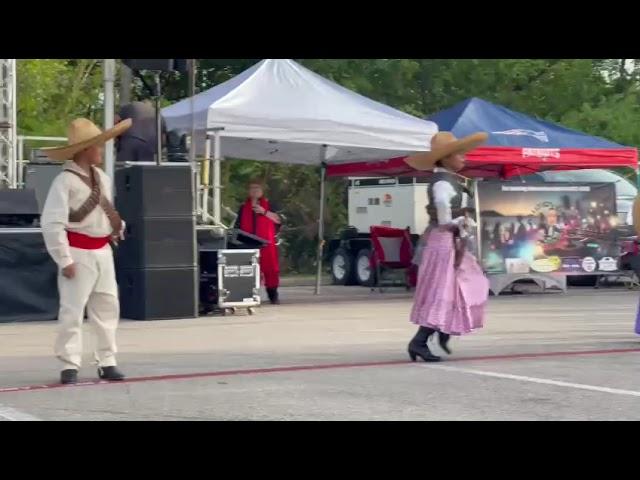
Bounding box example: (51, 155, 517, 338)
(446, 347, 640, 363)
(1, 347, 639, 395)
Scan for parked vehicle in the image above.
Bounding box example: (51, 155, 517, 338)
(327, 170, 637, 287)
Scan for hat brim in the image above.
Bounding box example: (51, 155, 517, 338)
(404, 132, 488, 171)
(42, 119, 133, 161)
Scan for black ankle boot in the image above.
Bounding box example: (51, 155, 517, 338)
(266, 288, 280, 305)
(60, 369, 78, 385)
(438, 332, 452, 355)
(408, 327, 440, 362)
(98, 366, 125, 381)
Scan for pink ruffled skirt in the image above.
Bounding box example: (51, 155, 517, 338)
(410, 229, 488, 335)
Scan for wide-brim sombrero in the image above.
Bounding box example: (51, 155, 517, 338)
(405, 131, 488, 171)
(42, 118, 132, 162)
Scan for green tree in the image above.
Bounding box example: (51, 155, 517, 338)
(18, 58, 640, 271)
(17, 59, 103, 137)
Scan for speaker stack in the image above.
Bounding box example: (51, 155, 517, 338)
(115, 164, 197, 320)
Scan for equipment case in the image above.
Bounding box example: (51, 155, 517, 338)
(200, 249, 261, 315)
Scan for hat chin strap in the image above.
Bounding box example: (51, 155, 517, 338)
(434, 165, 470, 183)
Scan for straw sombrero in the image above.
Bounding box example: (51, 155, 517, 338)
(405, 131, 488, 171)
(42, 118, 132, 161)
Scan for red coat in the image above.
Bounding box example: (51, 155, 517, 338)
(239, 197, 276, 245)
(238, 197, 280, 289)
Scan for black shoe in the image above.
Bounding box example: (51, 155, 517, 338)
(407, 326, 440, 362)
(408, 344, 441, 362)
(97, 366, 125, 381)
(60, 369, 78, 385)
(438, 332, 452, 355)
(266, 288, 280, 305)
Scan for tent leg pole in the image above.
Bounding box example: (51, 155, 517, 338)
(315, 151, 327, 295)
(188, 59, 197, 166)
(103, 59, 115, 182)
(154, 72, 163, 165)
(188, 60, 198, 318)
(188, 59, 198, 223)
(202, 135, 211, 224)
(213, 130, 222, 225)
(473, 179, 482, 260)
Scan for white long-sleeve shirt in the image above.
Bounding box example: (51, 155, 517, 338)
(413, 170, 474, 264)
(41, 161, 116, 269)
(431, 167, 470, 225)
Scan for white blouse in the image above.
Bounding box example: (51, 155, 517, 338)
(431, 167, 470, 226)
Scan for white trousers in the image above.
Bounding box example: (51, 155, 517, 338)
(55, 245, 119, 371)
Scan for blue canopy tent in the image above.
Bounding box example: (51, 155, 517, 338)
(429, 97, 622, 148)
(328, 97, 637, 179)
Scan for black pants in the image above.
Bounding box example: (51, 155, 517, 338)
(117, 138, 157, 163)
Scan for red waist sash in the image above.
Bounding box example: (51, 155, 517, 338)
(67, 231, 110, 250)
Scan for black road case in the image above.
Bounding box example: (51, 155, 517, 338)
(200, 249, 261, 315)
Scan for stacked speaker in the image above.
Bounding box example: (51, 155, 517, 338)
(115, 164, 197, 320)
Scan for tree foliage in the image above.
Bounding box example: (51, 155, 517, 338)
(16, 59, 640, 272)
(17, 59, 103, 137)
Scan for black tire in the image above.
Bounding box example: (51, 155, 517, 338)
(355, 248, 375, 287)
(331, 248, 354, 285)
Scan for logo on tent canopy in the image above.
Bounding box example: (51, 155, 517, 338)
(522, 148, 560, 159)
(492, 129, 549, 143)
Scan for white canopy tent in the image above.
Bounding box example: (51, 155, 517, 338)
(162, 59, 438, 293)
(163, 59, 436, 164)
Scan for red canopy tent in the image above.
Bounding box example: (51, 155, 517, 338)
(327, 147, 638, 179)
(327, 98, 638, 179)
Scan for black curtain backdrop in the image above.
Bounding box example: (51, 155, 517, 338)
(0, 230, 58, 322)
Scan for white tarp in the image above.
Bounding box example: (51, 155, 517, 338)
(162, 59, 437, 165)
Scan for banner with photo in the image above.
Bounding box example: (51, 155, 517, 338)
(477, 182, 620, 275)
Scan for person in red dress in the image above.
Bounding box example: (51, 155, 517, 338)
(235, 179, 283, 304)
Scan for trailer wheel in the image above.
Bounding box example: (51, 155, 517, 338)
(355, 249, 374, 286)
(331, 248, 353, 285)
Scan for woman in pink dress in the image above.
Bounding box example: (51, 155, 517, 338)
(405, 132, 490, 362)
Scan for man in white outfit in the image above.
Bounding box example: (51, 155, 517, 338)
(41, 117, 132, 385)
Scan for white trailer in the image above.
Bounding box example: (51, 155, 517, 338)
(328, 177, 430, 286)
(347, 177, 430, 235)
(327, 170, 637, 287)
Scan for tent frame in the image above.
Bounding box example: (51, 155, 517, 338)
(161, 59, 439, 297)
(203, 133, 329, 294)
(316, 147, 327, 294)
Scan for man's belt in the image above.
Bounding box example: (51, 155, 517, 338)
(67, 231, 110, 250)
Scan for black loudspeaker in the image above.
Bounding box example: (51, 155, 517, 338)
(24, 163, 61, 213)
(0, 189, 40, 227)
(116, 216, 196, 269)
(115, 164, 192, 220)
(0, 189, 39, 215)
(114, 164, 197, 319)
(118, 267, 197, 320)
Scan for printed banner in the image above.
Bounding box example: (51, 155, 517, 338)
(477, 182, 620, 275)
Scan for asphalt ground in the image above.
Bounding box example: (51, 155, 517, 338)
(0, 285, 638, 420)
